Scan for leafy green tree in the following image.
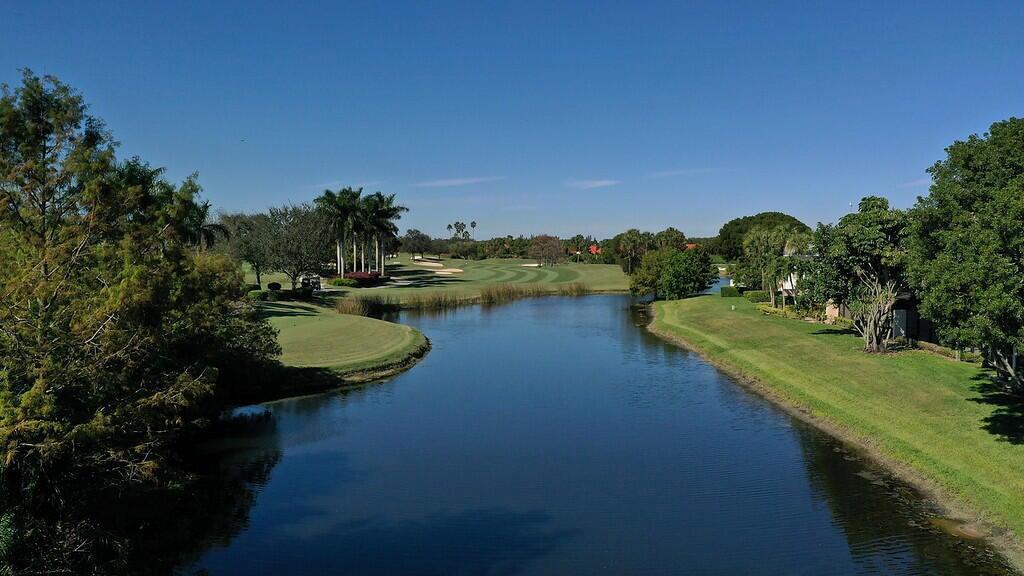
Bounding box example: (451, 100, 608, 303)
(658, 248, 718, 300)
(0, 71, 279, 571)
(907, 117, 1024, 390)
(808, 197, 908, 352)
(631, 247, 717, 299)
(653, 227, 687, 250)
(716, 212, 809, 261)
(267, 203, 332, 289)
(429, 238, 448, 259)
(220, 212, 273, 287)
(402, 229, 432, 258)
(630, 248, 674, 297)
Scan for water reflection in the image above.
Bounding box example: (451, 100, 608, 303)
(170, 295, 1012, 575)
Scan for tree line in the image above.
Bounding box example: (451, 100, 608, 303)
(722, 118, 1024, 393)
(217, 188, 409, 290)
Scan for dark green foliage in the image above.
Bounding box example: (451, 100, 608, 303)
(716, 212, 810, 261)
(247, 289, 269, 301)
(401, 229, 432, 257)
(744, 290, 770, 303)
(630, 247, 716, 299)
(329, 277, 358, 287)
(805, 197, 908, 352)
(630, 248, 675, 297)
(658, 248, 718, 300)
(720, 286, 740, 297)
(907, 117, 1024, 389)
(266, 203, 332, 289)
(267, 282, 282, 291)
(220, 213, 274, 287)
(0, 70, 280, 573)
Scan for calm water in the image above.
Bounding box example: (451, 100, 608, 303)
(181, 295, 1011, 575)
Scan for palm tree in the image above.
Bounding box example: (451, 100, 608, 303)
(364, 192, 408, 276)
(187, 200, 230, 250)
(314, 186, 361, 274)
(617, 229, 646, 274)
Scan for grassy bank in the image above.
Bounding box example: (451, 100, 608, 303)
(649, 296, 1024, 567)
(261, 300, 429, 380)
(247, 255, 628, 305)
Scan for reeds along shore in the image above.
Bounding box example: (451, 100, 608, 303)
(334, 282, 593, 316)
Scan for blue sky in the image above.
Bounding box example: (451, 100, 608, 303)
(2, 1, 1022, 238)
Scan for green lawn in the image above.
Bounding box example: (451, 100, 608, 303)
(651, 296, 1024, 563)
(261, 300, 427, 375)
(247, 254, 628, 304)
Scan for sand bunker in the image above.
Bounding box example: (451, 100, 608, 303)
(438, 268, 463, 273)
(434, 271, 453, 275)
(413, 261, 444, 268)
(521, 263, 541, 267)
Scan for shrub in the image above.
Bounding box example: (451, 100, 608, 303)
(743, 290, 769, 303)
(246, 290, 269, 302)
(329, 277, 358, 288)
(916, 341, 984, 364)
(757, 303, 803, 320)
(344, 271, 384, 287)
(243, 283, 261, 293)
(267, 282, 282, 291)
(720, 286, 740, 297)
(833, 316, 854, 329)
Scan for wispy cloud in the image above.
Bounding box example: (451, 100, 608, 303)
(646, 167, 725, 178)
(898, 177, 931, 188)
(565, 179, 621, 189)
(415, 176, 505, 188)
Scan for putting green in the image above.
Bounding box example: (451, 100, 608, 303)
(261, 301, 427, 375)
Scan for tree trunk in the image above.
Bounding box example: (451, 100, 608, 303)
(352, 237, 358, 273)
(255, 267, 262, 288)
(336, 238, 343, 276)
(374, 235, 380, 273)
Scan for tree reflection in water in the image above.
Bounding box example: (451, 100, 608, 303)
(2, 410, 281, 576)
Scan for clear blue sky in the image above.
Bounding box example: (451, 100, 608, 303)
(3, 1, 1022, 238)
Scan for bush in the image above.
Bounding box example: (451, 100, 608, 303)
(329, 277, 358, 288)
(757, 303, 803, 320)
(720, 286, 740, 297)
(267, 282, 282, 291)
(243, 283, 261, 293)
(344, 271, 384, 287)
(743, 290, 769, 303)
(916, 341, 984, 364)
(246, 289, 269, 302)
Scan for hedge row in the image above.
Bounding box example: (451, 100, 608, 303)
(743, 290, 769, 303)
(720, 286, 741, 297)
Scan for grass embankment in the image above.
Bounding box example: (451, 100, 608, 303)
(649, 296, 1024, 567)
(248, 255, 628, 306)
(261, 300, 429, 386)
